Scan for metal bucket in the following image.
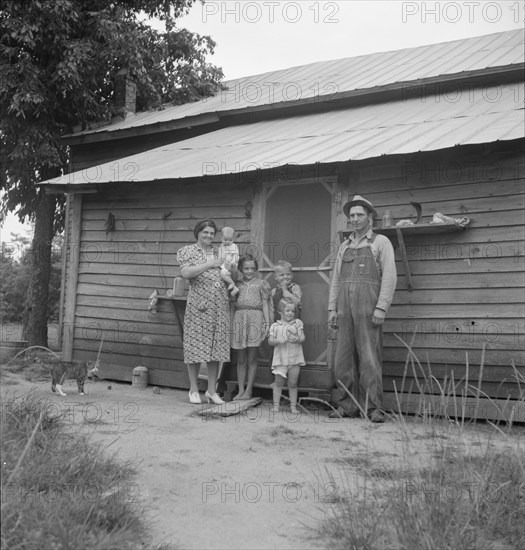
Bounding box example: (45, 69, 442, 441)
(132, 366, 148, 389)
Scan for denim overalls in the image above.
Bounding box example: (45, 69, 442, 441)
(333, 234, 383, 413)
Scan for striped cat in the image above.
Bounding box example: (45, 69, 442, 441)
(51, 360, 99, 396)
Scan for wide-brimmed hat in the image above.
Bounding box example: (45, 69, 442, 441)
(342, 195, 378, 218)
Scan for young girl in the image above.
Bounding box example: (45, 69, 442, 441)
(231, 254, 271, 400)
(262, 259, 303, 368)
(269, 297, 305, 414)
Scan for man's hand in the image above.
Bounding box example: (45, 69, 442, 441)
(328, 311, 338, 329)
(372, 308, 385, 326)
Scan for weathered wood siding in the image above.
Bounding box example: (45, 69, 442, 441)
(338, 142, 524, 408)
(61, 139, 524, 415)
(68, 180, 252, 385)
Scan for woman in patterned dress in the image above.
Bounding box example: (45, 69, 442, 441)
(177, 220, 234, 405)
(231, 254, 271, 400)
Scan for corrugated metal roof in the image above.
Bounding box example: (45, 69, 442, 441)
(76, 30, 523, 136)
(45, 82, 523, 186)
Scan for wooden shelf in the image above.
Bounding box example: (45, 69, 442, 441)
(157, 295, 187, 302)
(338, 222, 468, 292)
(339, 222, 464, 242)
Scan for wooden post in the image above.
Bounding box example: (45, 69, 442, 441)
(62, 194, 82, 361)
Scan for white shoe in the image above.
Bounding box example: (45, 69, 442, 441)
(188, 391, 201, 404)
(205, 391, 224, 405)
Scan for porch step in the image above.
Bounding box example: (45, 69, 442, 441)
(223, 381, 331, 403)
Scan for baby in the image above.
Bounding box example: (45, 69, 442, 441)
(218, 226, 240, 296)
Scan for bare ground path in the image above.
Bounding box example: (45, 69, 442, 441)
(2, 368, 522, 550)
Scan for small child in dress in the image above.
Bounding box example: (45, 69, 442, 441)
(218, 226, 240, 297)
(271, 260, 302, 321)
(269, 297, 305, 414)
(231, 254, 271, 400)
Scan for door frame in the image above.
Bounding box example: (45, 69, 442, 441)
(250, 175, 342, 370)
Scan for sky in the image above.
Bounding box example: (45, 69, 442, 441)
(1, 0, 522, 242)
(176, 0, 523, 80)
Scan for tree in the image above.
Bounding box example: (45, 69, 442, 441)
(0, 0, 223, 346)
(1, 232, 62, 325)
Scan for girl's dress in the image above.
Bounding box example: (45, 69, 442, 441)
(270, 319, 306, 368)
(231, 278, 271, 349)
(176, 244, 230, 363)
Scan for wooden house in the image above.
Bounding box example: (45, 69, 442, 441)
(42, 30, 524, 421)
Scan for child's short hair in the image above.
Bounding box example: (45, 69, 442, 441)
(221, 226, 234, 238)
(238, 254, 258, 272)
(274, 260, 292, 273)
(278, 297, 295, 313)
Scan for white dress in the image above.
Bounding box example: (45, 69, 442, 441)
(270, 319, 305, 367)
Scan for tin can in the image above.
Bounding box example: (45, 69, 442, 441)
(132, 366, 148, 389)
(173, 276, 186, 296)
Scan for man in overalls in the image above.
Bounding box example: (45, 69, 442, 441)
(328, 195, 397, 422)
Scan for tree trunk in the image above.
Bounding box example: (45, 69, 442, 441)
(23, 190, 56, 347)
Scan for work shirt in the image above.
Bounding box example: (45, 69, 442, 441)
(328, 228, 397, 313)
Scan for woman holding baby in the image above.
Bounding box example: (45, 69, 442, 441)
(177, 219, 236, 405)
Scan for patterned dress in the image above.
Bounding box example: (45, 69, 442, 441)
(176, 244, 230, 363)
(231, 278, 271, 349)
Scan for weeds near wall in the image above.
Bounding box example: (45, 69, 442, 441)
(316, 341, 525, 549)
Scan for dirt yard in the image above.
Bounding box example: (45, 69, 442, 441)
(2, 363, 523, 550)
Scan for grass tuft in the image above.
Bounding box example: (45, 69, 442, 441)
(316, 341, 525, 550)
(1, 391, 146, 550)
(269, 424, 296, 437)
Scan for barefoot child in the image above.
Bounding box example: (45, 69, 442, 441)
(263, 260, 303, 367)
(218, 226, 240, 296)
(231, 255, 271, 400)
(269, 297, 305, 413)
